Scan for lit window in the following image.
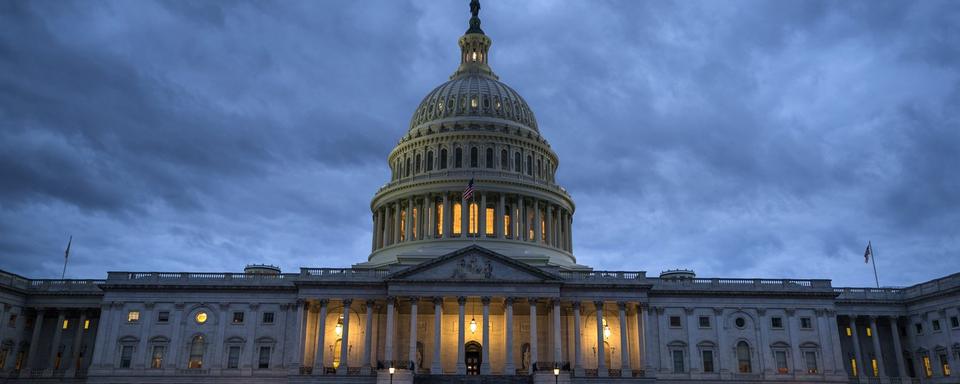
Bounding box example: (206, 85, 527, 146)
(851, 358, 858, 377)
(865, 327, 872, 337)
(804, 351, 818, 374)
(435, 202, 444, 236)
(127, 311, 140, 322)
(399, 210, 406, 241)
(84, 319, 90, 329)
(846, 327, 852, 337)
(775, 350, 788, 374)
(468, 202, 478, 235)
(195, 311, 208, 324)
(871, 358, 878, 377)
(923, 355, 932, 377)
(503, 213, 511, 238)
(452, 202, 462, 235)
(471, 51, 477, 61)
(188, 336, 204, 368)
(485, 207, 495, 235)
(941, 354, 951, 376)
(412, 207, 418, 239)
(470, 96, 478, 108)
(151, 345, 165, 369)
(62, 319, 69, 330)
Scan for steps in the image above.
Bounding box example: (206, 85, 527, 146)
(413, 374, 533, 384)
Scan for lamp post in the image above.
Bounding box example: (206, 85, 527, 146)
(553, 365, 560, 384)
(389, 366, 395, 384)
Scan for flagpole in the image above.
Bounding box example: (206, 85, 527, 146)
(61, 235, 72, 279)
(870, 241, 880, 288)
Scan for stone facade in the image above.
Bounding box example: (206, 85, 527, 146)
(1, 1, 958, 384)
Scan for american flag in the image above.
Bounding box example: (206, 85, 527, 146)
(463, 178, 475, 200)
(864, 241, 872, 263)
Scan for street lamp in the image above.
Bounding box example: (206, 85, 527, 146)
(553, 365, 560, 384)
(389, 366, 395, 384)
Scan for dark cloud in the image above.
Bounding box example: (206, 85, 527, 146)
(0, 0, 957, 288)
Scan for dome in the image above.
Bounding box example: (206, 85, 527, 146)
(409, 75, 539, 133)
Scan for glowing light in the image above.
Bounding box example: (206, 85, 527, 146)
(469, 317, 478, 334)
(602, 318, 611, 340)
(195, 312, 207, 324)
(335, 315, 344, 337)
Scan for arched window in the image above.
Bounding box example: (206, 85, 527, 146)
(188, 335, 204, 369)
(426, 151, 434, 171)
(405, 157, 411, 177)
(526, 155, 533, 176)
(485, 148, 493, 168)
(737, 341, 752, 373)
(470, 147, 478, 167)
(500, 149, 508, 169)
(537, 158, 542, 178)
(440, 149, 448, 169)
(452, 202, 462, 235)
(455, 148, 463, 168)
(415, 154, 421, 174)
(514, 153, 521, 172)
(469, 202, 479, 235)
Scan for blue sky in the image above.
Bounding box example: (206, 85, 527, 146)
(1, 0, 958, 287)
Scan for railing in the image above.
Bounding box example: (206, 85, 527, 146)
(559, 271, 646, 281)
(106, 272, 298, 287)
(655, 278, 832, 290)
(0, 270, 104, 292)
(375, 169, 572, 199)
(833, 287, 904, 301)
(300, 268, 391, 280)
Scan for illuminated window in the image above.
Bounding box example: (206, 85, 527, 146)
(471, 51, 477, 61)
(503, 213, 511, 238)
(941, 354, 951, 376)
(846, 327, 852, 337)
(470, 96, 478, 109)
(0, 348, 7, 371)
(485, 207, 495, 235)
(775, 350, 788, 374)
(737, 341, 752, 373)
(468, 202, 478, 235)
(151, 345, 165, 369)
(851, 358, 858, 377)
(871, 358, 878, 376)
(14, 350, 24, 371)
(232, 312, 244, 324)
(541, 216, 546, 241)
(400, 210, 406, 241)
(84, 319, 90, 330)
(453, 202, 462, 235)
(127, 311, 140, 323)
(195, 311, 208, 324)
(436, 202, 444, 236)
(62, 319, 69, 329)
(923, 355, 932, 377)
(438, 100, 444, 112)
(188, 335, 204, 369)
(804, 351, 818, 374)
(119, 346, 133, 368)
(865, 327, 872, 337)
(412, 207, 418, 239)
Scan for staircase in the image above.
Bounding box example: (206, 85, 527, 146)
(413, 374, 533, 384)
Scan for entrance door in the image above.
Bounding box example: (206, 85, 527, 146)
(465, 342, 482, 375)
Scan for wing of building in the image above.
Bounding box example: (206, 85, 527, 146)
(1, 1, 958, 383)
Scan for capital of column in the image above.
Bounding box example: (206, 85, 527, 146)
(386, 296, 397, 305)
(341, 298, 353, 307)
(365, 299, 377, 309)
(683, 307, 694, 315)
(550, 298, 561, 307)
(457, 296, 467, 305)
(528, 297, 541, 305)
(756, 308, 766, 316)
(617, 301, 628, 310)
(785, 308, 796, 316)
(593, 300, 604, 310)
(433, 297, 444, 305)
(504, 297, 515, 306)
(408, 296, 421, 304)
(713, 307, 724, 316)
(481, 296, 491, 305)
(318, 299, 330, 307)
(572, 301, 581, 310)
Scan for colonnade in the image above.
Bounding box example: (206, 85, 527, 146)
(840, 314, 954, 381)
(371, 192, 573, 253)
(3, 307, 96, 376)
(299, 297, 644, 377)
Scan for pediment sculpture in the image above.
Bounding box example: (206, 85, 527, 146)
(451, 255, 492, 279)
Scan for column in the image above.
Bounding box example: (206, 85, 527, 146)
(421, 195, 428, 240)
(68, 311, 87, 375)
(867, 316, 886, 379)
(426, 194, 434, 238)
(371, 211, 378, 251)
(713, 308, 725, 373)
(504, 298, 516, 375)
(384, 297, 396, 366)
(408, 297, 419, 372)
(26, 309, 45, 370)
(362, 300, 375, 374)
(595, 301, 607, 377)
(517, 196, 525, 241)
(567, 215, 574, 251)
(850, 316, 865, 379)
(431, 297, 443, 374)
(48, 310, 66, 370)
(685, 307, 698, 373)
(574, 301, 584, 376)
(619, 302, 631, 371)
(826, 311, 846, 375)
(941, 309, 958, 368)
(545, 204, 553, 246)
(787, 309, 803, 374)
(393, 202, 401, 244)
(0, 305, 6, 348)
(460, 193, 469, 237)
(442, 194, 451, 239)
(649, 306, 663, 374)
(757, 309, 772, 373)
(533, 199, 542, 243)
(815, 310, 834, 374)
(497, 194, 506, 239)
(167, 303, 185, 370)
(456, 297, 466, 374)
(381, 207, 390, 247)
(480, 193, 487, 237)
(337, 299, 352, 375)
(529, 298, 539, 373)
(314, 300, 328, 373)
(889, 316, 907, 378)
(481, 297, 491, 374)
(404, 198, 413, 242)
(135, 304, 155, 369)
(637, 304, 647, 372)
(552, 299, 562, 367)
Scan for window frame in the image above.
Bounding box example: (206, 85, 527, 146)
(771, 316, 784, 329)
(232, 311, 245, 325)
(669, 315, 682, 328)
(127, 310, 141, 323)
(800, 317, 813, 330)
(262, 312, 275, 325)
(698, 316, 711, 329)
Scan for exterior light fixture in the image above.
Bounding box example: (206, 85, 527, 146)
(389, 366, 395, 384)
(469, 317, 478, 334)
(554, 366, 560, 383)
(335, 315, 344, 337)
(602, 318, 611, 340)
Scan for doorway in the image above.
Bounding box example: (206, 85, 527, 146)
(465, 341, 482, 375)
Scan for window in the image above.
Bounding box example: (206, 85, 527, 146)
(0, 348, 7, 371)
(485, 148, 493, 168)
(737, 341, 752, 373)
(127, 311, 140, 323)
(455, 148, 462, 168)
(699, 316, 711, 328)
(514, 153, 521, 172)
(7, 314, 15, 328)
(932, 319, 941, 331)
(500, 149, 508, 169)
(922, 355, 933, 378)
(262, 312, 275, 324)
(775, 350, 789, 374)
(440, 149, 448, 169)
(452, 202, 462, 235)
(702, 350, 714, 372)
(435, 202, 444, 236)
(672, 350, 684, 373)
(503, 212, 511, 238)
(470, 147, 478, 167)
(119, 346, 133, 368)
(941, 354, 951, 376)
(227, 346, 240, 369)
(258, 346, 271, 369)
(866, 327, 872, 337)
(485, 207, 495, 236)
(850, 358, 858, 377)
(735, 317, 746, 328)
(915, 323, 923, 334)
(804, 351, 818, 374)
(669, 316, 682, 328)
(405, 157, 410, 177)
(426, 151, 434, 171)
(84, 319, 90, 329)
(151, 345, 165, 369)
(62, 319, 69, 329)
(415, 153, 421, 174)
(232, 312, 244, 324)
(526, 155, 532, 175)
(188, 335, 204, 369)
(845, 327, 852, 337)
(871, 358, 878, 377)
(468, 202, 479, 235)
(157, 311, 169, 323)
(537, 158, 542, 178)
(399, 210, 407, 241)
(771, 317, 783, 329)
(800, 317, 812, 329)
(952, 316, 959, 328)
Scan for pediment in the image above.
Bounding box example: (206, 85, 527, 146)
(388, 245, 560, 282)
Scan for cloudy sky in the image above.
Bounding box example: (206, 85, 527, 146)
(1, 0, 958, 287)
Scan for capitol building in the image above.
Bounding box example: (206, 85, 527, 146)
(1, 2, 958, 384)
